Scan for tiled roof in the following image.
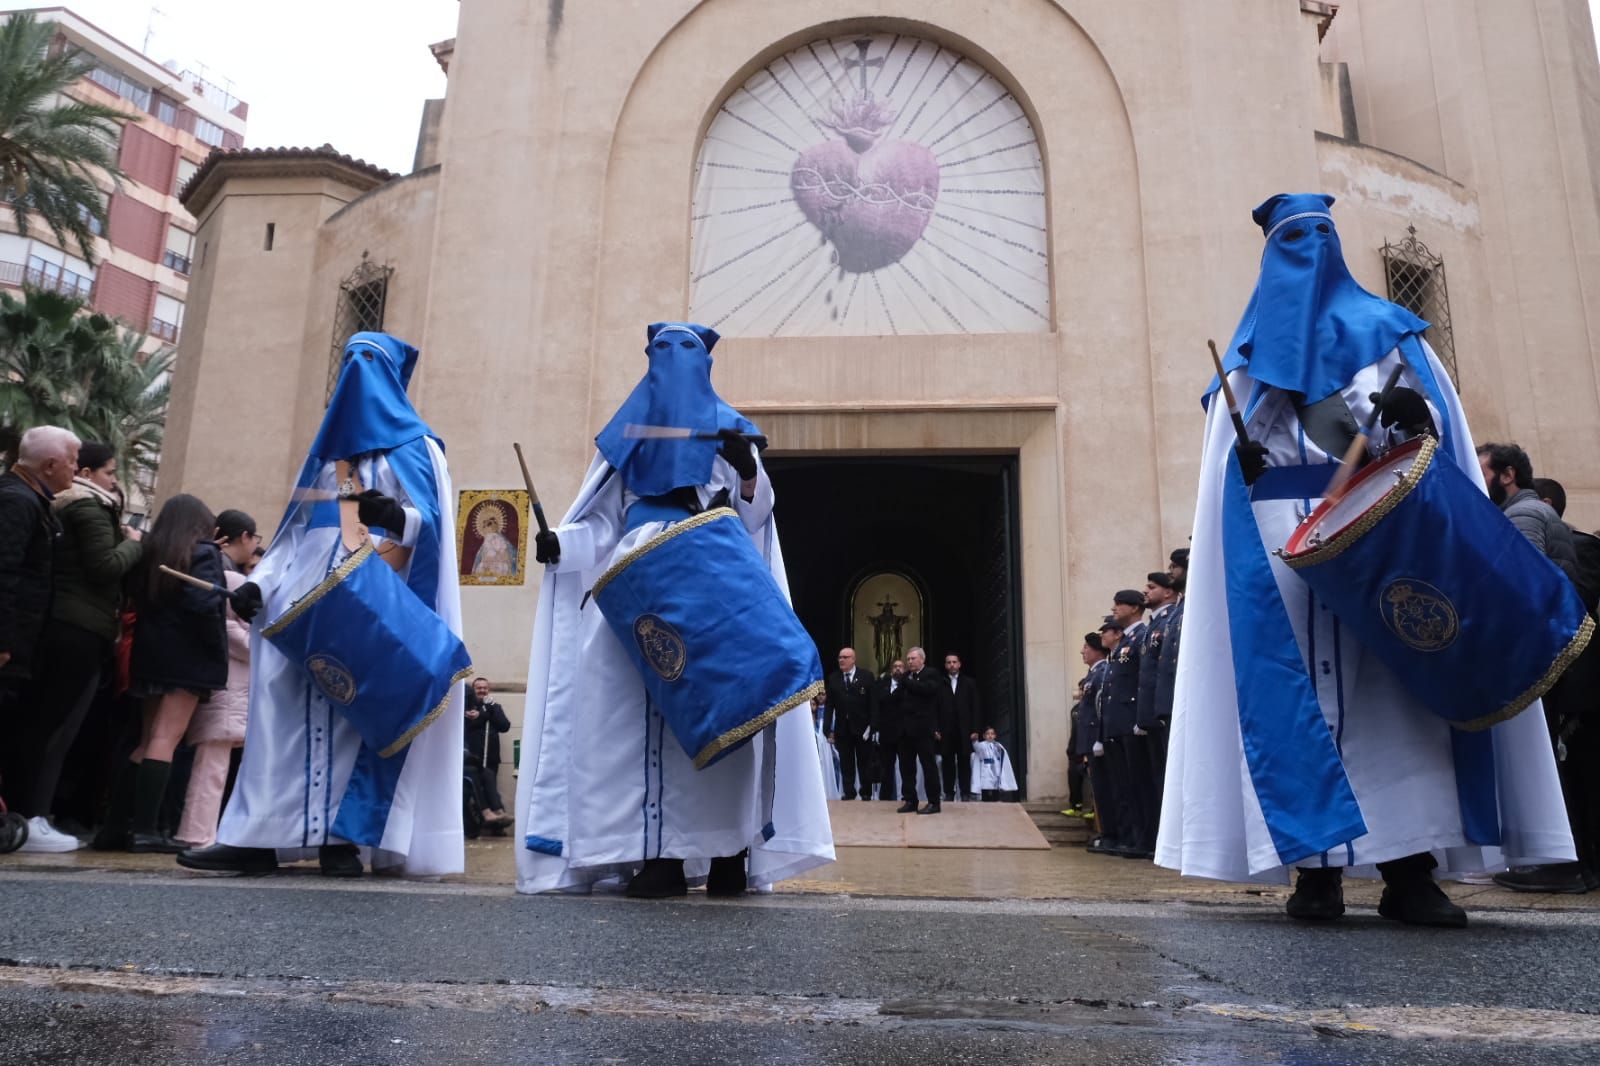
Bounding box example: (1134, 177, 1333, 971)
(180, 144, 397, 214)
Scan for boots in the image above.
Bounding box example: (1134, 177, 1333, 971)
(1285, 867, 1345, 922)
(706, 851, 748, 897)
(127, 760, 182, 853)
(318, 843, 363, 878)
(1377, 852, 1468, 928)
(90, 761, 137, 851)
(626, 857, 688, 898)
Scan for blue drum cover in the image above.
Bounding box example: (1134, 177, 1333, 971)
(264, 544, 473, 757)
(593, 510, 824, 769)
(1287, 437, 1594, 730)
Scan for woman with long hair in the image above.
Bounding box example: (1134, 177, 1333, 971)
(99, 494, 230, 852)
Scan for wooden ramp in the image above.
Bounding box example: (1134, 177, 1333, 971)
(826, 799, 1050, 850)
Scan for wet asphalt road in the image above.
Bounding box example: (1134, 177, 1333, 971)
(2, 870, 1598, 1064)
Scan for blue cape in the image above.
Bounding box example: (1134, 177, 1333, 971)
(594, 322, 760, 497)
(1207, 193, 1428, 405)
(277, 332, 446, 608)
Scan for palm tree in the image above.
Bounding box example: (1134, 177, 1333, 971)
(0, 285, 172, 482)
(0, 12, 126, 265)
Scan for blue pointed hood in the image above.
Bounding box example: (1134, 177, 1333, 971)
(1207, 193, 1428, 405)
(594, 322, 760, 497)
(308, 332, 435, 463)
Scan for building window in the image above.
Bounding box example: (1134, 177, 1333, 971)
(150, 93, 179, 127)
(151, 293, 184, 343)
(163, 225, 194, 275)
(25, 254, 93, 299)
(174, 157, 199, 196)
(1381, 226, 1458, 383)
(193, 117, 225, 148)
(87, 64, 152, 111)
(326, 253, 393, 401)
(77, 200, 104, 237)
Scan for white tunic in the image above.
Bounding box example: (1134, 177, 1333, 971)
(1157, 342, 1574, 882)
(514, 450, 834, 893)
(218, 440, 466, 875)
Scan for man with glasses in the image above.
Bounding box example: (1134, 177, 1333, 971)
(824, 647, 875, 801)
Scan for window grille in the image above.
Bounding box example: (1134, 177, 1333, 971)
(1381, 225, 1458, 383)
(326, 252, 393, 402)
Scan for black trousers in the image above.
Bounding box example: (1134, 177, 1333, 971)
(834, 727, 872, 798)
(1120, 734, 1157, 852)
(1144, 720, 1170, 816)
(1067, 757, 1087, 809)
(873, 738, 898, 798)
(939, 734, 973, 798)
(1102, 736, 1150, 850)
(468, 763, 505, 812)
(7, 621, 108, 818)
(1087, 752, 1118, 842)
(897, 731, 940, 805)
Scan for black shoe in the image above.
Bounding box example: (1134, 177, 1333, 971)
(943, 792, 956, 802)
(1378, 875, 1468, 928)
(1085, 837, 1116, 854)
(627, 858, 688, 899)
(1118, 848, 1155, 860)
(319, 843, 363, 878)
(916, 803, 941, 815)
(859, 794, 873, 801)
(706, 851, 748, 897)
(90, 825, 130, 852)
(960, 793, 978, 802)
(128, 832, 184, 854)
(177, 843, 278, 874)
(1492, 863, 1591, 894)
(895, 802, 917, 814)
(1285, 867, 1345, 922)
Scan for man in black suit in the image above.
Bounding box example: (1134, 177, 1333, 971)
(895, 647, 944, 815)
(938, 653, 983, 801)
(869, 658, 905, 800)
(824, 647, 875, 800)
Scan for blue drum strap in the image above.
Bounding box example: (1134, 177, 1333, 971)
(1397, 334, 1500, 847)
(1222, 449, 1368, 864)
(331, 740, 408, 848)
(1250, 463, 1341, 502)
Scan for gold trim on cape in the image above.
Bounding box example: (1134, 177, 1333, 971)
(693, 679, 824, 770)
(378, 664, 475, 758)
(589, 507, 739, 600)
(1283, 436, 1437, 570)
(262, 542, 376, 637)
(1454, 613, 1595, 732)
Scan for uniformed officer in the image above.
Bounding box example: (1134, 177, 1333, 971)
(1070, 632, 1108, 824)
(1101, 590, 1150, 857)
(1137, 572, 1180, 818)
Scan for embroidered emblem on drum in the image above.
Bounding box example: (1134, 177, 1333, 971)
(634, 614, 687, 681)
(1380, 580, 1459, 653)
(306, 654, 357, 705)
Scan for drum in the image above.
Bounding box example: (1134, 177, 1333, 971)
(591, 508, 824, 769)
(263, 542, 473, 757)
(1282, 435, 1594, 730)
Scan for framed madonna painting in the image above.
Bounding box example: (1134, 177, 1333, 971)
(457, 490, 530, 586)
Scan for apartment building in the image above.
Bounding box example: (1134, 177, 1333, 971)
(0, 6, 247, 348)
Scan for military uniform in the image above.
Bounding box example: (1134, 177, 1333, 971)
(1100, 621, 1149, 854)
(1136, 602, 1176, 825)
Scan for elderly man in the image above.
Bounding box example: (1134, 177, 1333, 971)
(0, 426, 80, 848)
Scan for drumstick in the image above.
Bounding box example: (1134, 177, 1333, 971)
(158, 564, 228, 595)
(512, 442, 551, 535)
(621, 423, 770, 448)
(1207, 340, 1251, 447)
(1322, 364, 1406, 502)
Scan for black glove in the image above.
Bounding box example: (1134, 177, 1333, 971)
(717, 428, 758, 481)
(355, 489, 407, 533)
(229, 581, 263, 623)
(534, 529, 561, 565)
(1372, 386, 1434, 437)
(1236, 439, 1269, 485)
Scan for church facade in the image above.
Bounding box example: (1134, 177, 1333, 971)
(160, 0, 1600, 799)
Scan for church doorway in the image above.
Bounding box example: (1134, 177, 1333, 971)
(766, 456, 1028, 793)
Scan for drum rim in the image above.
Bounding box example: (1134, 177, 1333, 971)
(1283, 436, 1435, 570)
(589, 506, 739, 600)
(262, 541, 376, 637)
(378, 662, 476, 758)
(1455, 614, 1595, 733)
(694, 678, 824, 770)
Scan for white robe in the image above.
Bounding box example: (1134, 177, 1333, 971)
(218, 440, 466, 876)
(970, 740, 1018, 793)
(814, 714, 844, 801)
(1157, 341, 1574, 882)
(514, 450, 834, 893)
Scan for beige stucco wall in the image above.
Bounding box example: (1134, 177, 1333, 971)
(161, 0, 1600, 801)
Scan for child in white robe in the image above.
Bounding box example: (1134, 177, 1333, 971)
(969, 728, 1017, 801)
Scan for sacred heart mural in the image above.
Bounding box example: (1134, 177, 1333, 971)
(690, 33, 1050, 337)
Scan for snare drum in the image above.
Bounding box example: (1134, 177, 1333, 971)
(591, 508, 824, 769)
(1281, 436, 1594, 730)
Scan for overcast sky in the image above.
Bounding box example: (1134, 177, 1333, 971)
(11, 1, 1600, 178)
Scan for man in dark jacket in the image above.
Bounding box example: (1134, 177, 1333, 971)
(938, 653, 982, 801)
(1137, 572, 1179, 818)
(465, 677, 512, 825)
(1478, 443, 1579, 581)
(869, 659, 905, 800)
(895, 647, 944, 815)
(1101, 590, 1151, 857)
(823, 647, 875, 800)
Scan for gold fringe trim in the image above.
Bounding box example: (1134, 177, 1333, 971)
(589, 507, 738, 600)
(262, 542, 375, 637)
(1454, 613, 1595, 732)
(1283, 436, 1438, 571)
(693, 679, 824, 770)
(378, 664, 476, 758)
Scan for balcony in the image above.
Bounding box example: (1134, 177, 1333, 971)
(150, 316, 180, 343)
(162, 249, 192, 275)
(0, 260, 94, 299)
